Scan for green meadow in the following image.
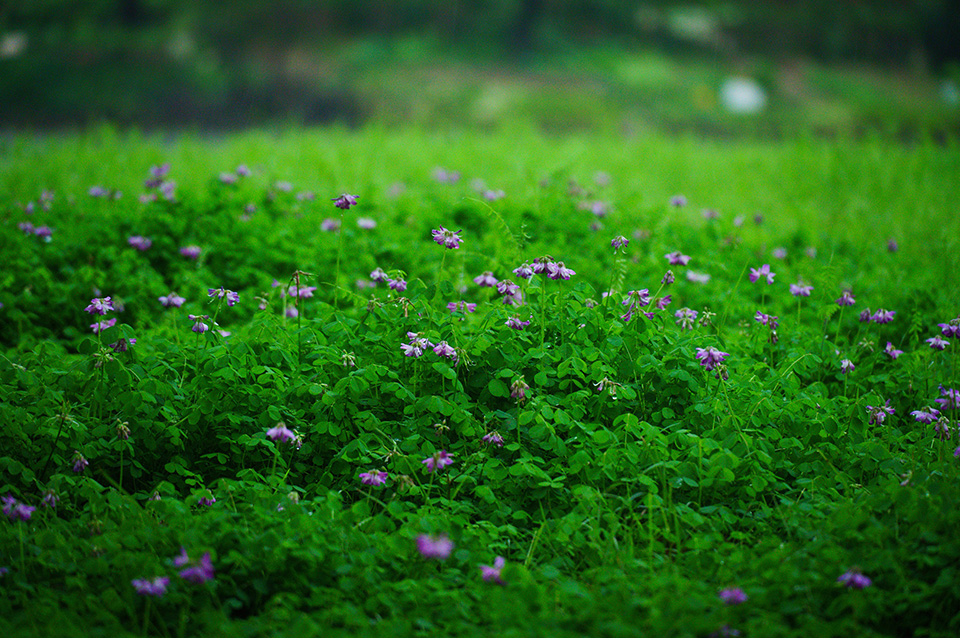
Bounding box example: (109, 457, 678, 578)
(1, 126, 960, 636)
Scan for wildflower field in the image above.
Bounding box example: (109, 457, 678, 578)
(2, 126, 960, 636)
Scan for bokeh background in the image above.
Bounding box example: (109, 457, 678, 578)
(2, 0, 959, 137)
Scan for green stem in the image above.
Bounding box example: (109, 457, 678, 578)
(333, 211, 346, 307)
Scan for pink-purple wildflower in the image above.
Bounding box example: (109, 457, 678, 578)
(85, 297, 114, 316)
(749, 264, 775, 284)
(480, 556, 506, 584)
(416, 534, 454, 560)
(546, 261, 576, 280)
(332, 194, 358, 210)
(790, 282, 814, 296)
(431, 226, 463, 249)
(665, 251, 691, 266)
(359, 470, 388, 487)
(179, 245, 202, 259)
(127, 236, 152, 251)
(178, 552, 215, 584)
(387, 278, 407, 292)
(401, 332, 433, 358)
(189, 315, 209, 334)
(719, 587, 748, 605)
(696, 347, 729, 371)
(505, 316, 530, 330)
(132, 577, 170, 597)
(432, 341, 458, 363)
(837, 570, 871, 589)
(866, 400, 895, 426)
(884, 342, 904, 359)
(836, 291, 856, 306)
(675, 308, 698, 330)
(422, 450, 454, 473)
(926, 336, 950, 350)
(266, 422, 295, 443)
(474, 271, 498, 287)
(447, 300, 477, 313)
(840, 359, 856, 374)
(611, 235, 629, 251)
(159, 293, 186, 308)
(72, 451, 88, 474)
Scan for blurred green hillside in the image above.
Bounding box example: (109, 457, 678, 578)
(2, 1, 959, 136)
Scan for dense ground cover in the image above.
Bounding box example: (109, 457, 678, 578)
(1, 126, 959, 636)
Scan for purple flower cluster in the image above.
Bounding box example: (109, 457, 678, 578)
(474, 271, 498, 287)
(332, 193, 358, 210)
(132, 577, 170, 597)
(480, 556, 506, 584)
(359, 470, 388, 486)
(159, 292, 186, 308)
(665, 251, 691, 266)
(749, 264, 775, 284)
(266, 422, 296, 443)
(447, 300, 477, 313)
(2, 495, 36, 522)
(718, 587, 748, 605)
(208, 287, 240, 306)
(401, 332, 433, 357)
(866, 400, 895, 426)
(72, 450, 89, 474)
(675, 308, 698, 330)
(422, 450, 454, 473)
(790, 282, 814, 297)
(837, 569, 871, 589)
(127, 236, 152, 251)
(482, 431, 505, 447)
(696, 347, 729, 372)
(417, 534, 454, 559)
(189, 314, 210, 334)
(174, 548, 215, 584)
(431, 226, 463, 249)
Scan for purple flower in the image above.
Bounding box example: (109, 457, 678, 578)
(416, 534, 454, 560)
(173, 547, 190, 567)
(483, 189, 505, 201)
(510, 377, 529, 402)
(748, 264, 775, 284)
(321, 218, 341, 232)
(513, 264, 534, 280)
(669, 195, 687, 207)
(110, 338, 136, 353)
(447, 300, 477, 313)
(836, 291, 856, 306)
(474, 271, 498, 287)
(887, 239, 898, 252)
(790, 282, 814, 297)
(866, 400, 895, 426)
(675, 308, 698, 330)
(480, 556, 506, 584)
(933, 417, 952, 441)
(656, 295, 672, 310)
(837, 570, 871, 589)
(696, 347, 729, 371)
(401, 333, 432, 358)
(938, 320, 960, 338)
(188, 314, 209, 334)
(496, 280, 520, 297)
(90, 317, 117, 334)
(18, 221, 34, 234)
(422, 450, 454, 472)
(664, 251, 691, 266)
(936, 386, 960, 411)
(686, 270, 711, 284)
(3, 496, 36, 522)
(840, 359, 855, 374)
(772, 247, 787, 260)
(505, 316, 530, 330)
(179, 552, 215, 584)
(72, 451, 88, 474)
(370, 267, 389, 283)
(132, 577, 170, 597)
(219, 172, 238, 185)
(159, 293, 186, 308)
(235, 164, 251, 177)
(285, 285, 317, 299)
(332, 194, 358, 210)
(180, 245, 202, 259)
(359, 470, 388, 486)
(884, 342, 904, 359)
(266, 422, 295, 443)
(128, 236, 152, 251)
(431, 226, 463, 249)
(661, 270, 675, 285)
(482, 431, 505, 447)
(871, 309, 896, 324)
(719, 587, 748, 605)
(911, 407, 941, 424)
(387, 278, 407, 292)
(702, 208, 719, 220)
(208, 287, 239, 307)
(42, 490, 58, 509)
(433, 341, 458, 363)
(926, 336, 950, 350)
(433, 168, 460, 184)
(89, 186, 108, 197)
(546, 261, 576, 280)
(611, 235, 629, 251)
(85, 297, 115, 316)
(954, 446, 960, 459)
(197, 495, 216, 507)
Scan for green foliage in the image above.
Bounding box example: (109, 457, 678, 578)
(1, 127, 959, 635)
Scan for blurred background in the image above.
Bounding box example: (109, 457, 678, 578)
(2, 0, 959, 137)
